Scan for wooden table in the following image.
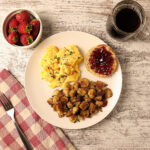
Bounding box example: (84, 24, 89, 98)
(0, 0, 150, 149)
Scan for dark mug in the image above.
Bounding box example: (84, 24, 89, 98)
(106, 0, 149, 41)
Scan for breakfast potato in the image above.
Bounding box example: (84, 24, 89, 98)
(69, 115, 78, 123)
(73, 82, 79, 90)
(80, 110, 89, 118)
(67, 102, 73, 108)
(80, 78, 89, 88)
(66, 110, 72, 117)
(78, 115, 84, 121)
(96, 101, 103, 107)
(96, 81, 107, 90)
(57, 110, 64, 118)
(69, 89, 76, 97)
(53, 95, 59, 104)
(47, 98, 53, 105)
(88, 89, 96, 99)
(63, 87, 70, 97)
(95, 96, 102, 101)
(47, 78, 113, 123)
(89, 103, 95, 114)
(105, 88, 113, 98)
(60, 96, 68, 103)
(77, 88, 86, 96)
(79, 101, 89, 110)
(72, 107, 79, 115)
(84, 94, 91, 102)
(52, 89, 60, 96)
(89, 81, 96, 89)
(75, 101, 81, 107)
(56, 103, 62, 112)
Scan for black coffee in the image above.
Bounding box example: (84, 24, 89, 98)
(115, 8, 141, 32)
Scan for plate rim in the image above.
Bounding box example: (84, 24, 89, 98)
(25, 31, 123, 129)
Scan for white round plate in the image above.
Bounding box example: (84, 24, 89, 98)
(25, 31, 122, 129)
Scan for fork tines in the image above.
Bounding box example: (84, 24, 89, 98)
(0, 94, 13, 111)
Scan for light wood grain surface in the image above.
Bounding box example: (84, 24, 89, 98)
(1, 0, 150, 149)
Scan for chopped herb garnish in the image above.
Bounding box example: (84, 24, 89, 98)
(57, 57, 60, 60)
(75, 117, 80, 123)
(58, 77, 61, 81)
(70, 51, 73, 55)
(64, 54, 66, 56)
(64, 47, 69, 51)
(99, 109, 103, 112)
(78, 57, 80, 59)
(54, 56, 57, 59)
(50, 75, 54, 78)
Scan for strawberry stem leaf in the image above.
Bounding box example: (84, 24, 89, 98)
(27, 36, 33, 44)
(12, 36, 18, 42)
(26, 24, 32, 34)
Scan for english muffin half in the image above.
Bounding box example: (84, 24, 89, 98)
(84, 44, 118, 77)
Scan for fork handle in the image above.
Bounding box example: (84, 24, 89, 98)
(15, 122, 33, 150)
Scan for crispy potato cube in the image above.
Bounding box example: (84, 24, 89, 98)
(96, 81, 107, 90)
(79, 101, 89, 110)
(52, 89, 60, 96)
(84, 94, 91, 102)
(89, 81, 96, 89)
(95, 96, 102, 101)
(105, 88, 113, 98)
(97, 89, 104, 96)
(69, 89, 76, 97)
(75, 101, 81, 107)
(57, 111, 64, 118)
(66, 110, 72, 117)
(73, 82, 79, 90)
(77, 88, 86, 96)
(88, 89, 96, 99)
(47, 98, 53, 105)
(72, 107, 79, 115)
(69, 115, 77, 123)
(53, 105, 57, 111)
(70, 97, 77, 103)
(58, 90, 64, 97)
(89, 103, 95, 114)
(93, 108, 99, 115)
(56, 103, 62, 111)
(96, 101, 103, 107)
(60, 96, 68, 103)
(63, 88, 70, 97)
(80, 110, 89, 118)
(102, 100, 108, 107)
(53, 95, 59, 104)
(78, 115, 84, 120)
(67, 102, 73, 108)
(80, 78, 89, 88)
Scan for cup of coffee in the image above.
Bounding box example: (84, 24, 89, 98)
(107, 0, 147, 40)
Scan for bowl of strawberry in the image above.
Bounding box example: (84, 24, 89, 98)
(2, 9, 42, 49)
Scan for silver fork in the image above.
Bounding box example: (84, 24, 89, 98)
(0, 93, 32, 150)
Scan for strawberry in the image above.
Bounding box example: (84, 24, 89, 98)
(9, 18, 18, 33)
(18, 22, 32, 34)
(30, 19, 40, 39)
(16, 10, 30, 23)
(7, 32, 19, 44)
(20, 34, 33, 45)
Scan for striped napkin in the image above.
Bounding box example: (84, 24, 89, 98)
(0, 69, 76, 150)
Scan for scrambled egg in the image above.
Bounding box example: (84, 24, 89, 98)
(40, 45, 83, 88)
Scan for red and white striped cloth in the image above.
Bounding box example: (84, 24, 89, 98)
(0, 69, 76, 150)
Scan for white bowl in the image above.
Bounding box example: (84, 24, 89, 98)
(2, 9, 43, 49)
